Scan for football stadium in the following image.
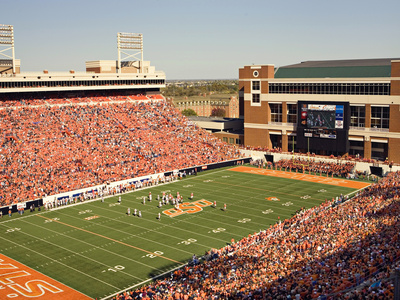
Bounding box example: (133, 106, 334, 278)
(1, 24, 400, 300)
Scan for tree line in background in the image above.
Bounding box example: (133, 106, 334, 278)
(162, 80, 238, 97)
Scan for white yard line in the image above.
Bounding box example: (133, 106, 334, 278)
(80, 201, 231, 244)
(17, 217, 161, 273)
(0, 239, 93, 299)
(0, 222, 144, 286)
(0, 233, 120, 290)
(100, 262, 187, 300)
(55, 207, 206, 255)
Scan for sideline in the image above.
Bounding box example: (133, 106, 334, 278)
(229, 166, 371, 189)
(0, 167, 229, 224)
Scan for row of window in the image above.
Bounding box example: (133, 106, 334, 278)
(250, 101, 390, 129)
(177, 101, 228, 106)
(0, 79, 165, 89)
(351, 106, 389, 129)
(269, 103, 298, 123)
(222, 137, 241, 144)
(252, 80, 392, 96)
(266, 82, 391, 95)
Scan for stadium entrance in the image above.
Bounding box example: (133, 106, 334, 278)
(269, 133, 282, 149)
(371, 141, 388, 161)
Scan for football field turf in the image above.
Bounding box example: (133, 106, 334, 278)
(0, 166, 369, 299)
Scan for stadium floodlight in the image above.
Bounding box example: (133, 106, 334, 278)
(117, 32, 143, 74)
(0, 24, 15, 73)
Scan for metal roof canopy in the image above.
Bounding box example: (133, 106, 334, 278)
(281, 58, 400, 68)
(274, 58, 400, 79)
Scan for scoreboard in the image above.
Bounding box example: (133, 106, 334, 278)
(297, 101, 350, 153)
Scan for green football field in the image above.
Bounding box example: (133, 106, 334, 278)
(0, 166, 366, 299)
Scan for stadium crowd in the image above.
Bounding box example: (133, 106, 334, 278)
(113, 171, 400, 300)
(0, 98, 242, 206)
(273, 158, 355, 178)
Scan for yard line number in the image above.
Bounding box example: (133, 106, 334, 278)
(177, 238, 197, 245)
(142, 251, 164, 259)
(208, 227, 226, 234)
(102, 265, 125, 273)
(237, 218, 251, 223)
(44, 218, 60, 223)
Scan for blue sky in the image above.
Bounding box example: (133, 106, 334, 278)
(2, 0, 399, 79)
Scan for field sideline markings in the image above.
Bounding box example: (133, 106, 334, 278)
(100, 262, 188, 300)
(67, 205, 226, 249)
(1, 220, 144, 282)
(230, 166, 371, 189)
(184, 182, 301, 226)
(199, 180, 337, 215)
(0, 253, 93, 300)
(17, 217, 160, 273)
(78, 169, 333, 239)
(80, 200, 234, 244)
(192, 177, 335, 202)
(169, 176, 279, 228)
(36, 214, 181, 264)
(192, 170, 363, 221)
(38, 207, 209, 255)
(0, 231, 120, 290)
(191, 176, 289, 222)
(57, 206, 209, 253)
(0, 167, 229, 226)
(198, 174, 318, 221)
(100, 167, 231, 206)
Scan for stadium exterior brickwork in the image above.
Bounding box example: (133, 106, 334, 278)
(239, 59, 400, 163)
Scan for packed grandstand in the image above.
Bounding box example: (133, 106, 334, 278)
(0, 94, 242, 206)
(0, 92, 399, 299)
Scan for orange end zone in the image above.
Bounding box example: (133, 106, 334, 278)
(229, 166, 371, 189)
(0, 253, 92, 300)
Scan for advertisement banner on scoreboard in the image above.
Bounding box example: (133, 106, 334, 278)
(308, 104, 336, 111)
(335, 105, 344, 129)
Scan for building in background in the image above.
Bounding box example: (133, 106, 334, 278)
(187, 116, 244, 145)
(173, 94, 239, 118)
(239, 58, 400, 162)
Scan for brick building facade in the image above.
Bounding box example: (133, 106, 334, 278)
(174, 95, 239, 118)
(239, 59, 400, 163)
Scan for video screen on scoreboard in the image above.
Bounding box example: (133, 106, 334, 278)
(300, 103, 344, 131)
(297, 101, 349, 152)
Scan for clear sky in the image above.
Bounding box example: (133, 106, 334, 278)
(2, 0, 399, 79)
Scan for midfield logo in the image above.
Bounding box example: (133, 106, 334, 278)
(163, 199, 213, 217)
(266, 197, 280, 201)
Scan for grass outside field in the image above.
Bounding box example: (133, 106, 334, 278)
(0, 166, 368, 299)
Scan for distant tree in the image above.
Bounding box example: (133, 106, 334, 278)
(181, 108, 197, 116)
(211, 107, 225, 117)
(162, 80, 238, 97)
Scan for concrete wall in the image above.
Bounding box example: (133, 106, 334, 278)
(240, 149, 399, 175)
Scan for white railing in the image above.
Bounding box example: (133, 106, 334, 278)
(350, 126, 389, 132)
